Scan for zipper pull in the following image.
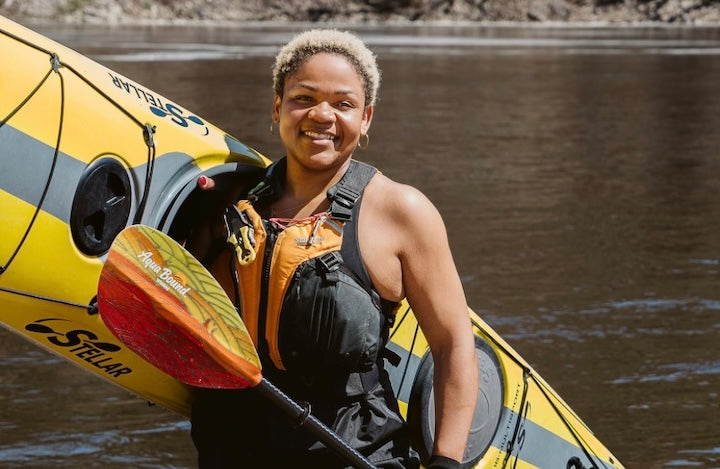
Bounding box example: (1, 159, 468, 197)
(307, 215, 326, 246)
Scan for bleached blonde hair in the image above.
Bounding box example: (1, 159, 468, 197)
(272, 29, 381, 107)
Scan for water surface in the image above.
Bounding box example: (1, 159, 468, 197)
(2, 22, 720, 468)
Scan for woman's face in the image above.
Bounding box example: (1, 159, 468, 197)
(273, 52, 373, 173)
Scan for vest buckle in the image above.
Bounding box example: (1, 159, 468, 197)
(328, 185, 361, 222)
(224, 206, 257, 265)
(317, 251, 342, 273)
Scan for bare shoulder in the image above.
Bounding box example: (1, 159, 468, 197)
(358, 171, 447, 301)
(364, 172, 443, 225)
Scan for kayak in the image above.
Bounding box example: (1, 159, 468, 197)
(0, 15, 624, 468)
(0, 13, 267, 417)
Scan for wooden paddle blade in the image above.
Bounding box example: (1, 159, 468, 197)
(97, 225, 262, 389)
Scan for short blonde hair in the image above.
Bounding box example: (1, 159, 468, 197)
(272, 29, 381, 107)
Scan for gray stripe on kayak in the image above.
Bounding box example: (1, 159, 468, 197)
(383, 332, 613, 468)
(0, 123, 85, 223)
(385, 340, 422, 404)
(489, 397, 612, 468)
(0, 122, 197, 225)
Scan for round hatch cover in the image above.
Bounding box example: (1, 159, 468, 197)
(408, 335, 504, 467)
(70, 158, 131, 255)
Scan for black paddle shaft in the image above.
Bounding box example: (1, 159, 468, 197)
(255, 378, 376, 469)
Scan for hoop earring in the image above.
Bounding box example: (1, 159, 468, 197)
(269, 121, 277, 135)
(357, 133, 369, 150)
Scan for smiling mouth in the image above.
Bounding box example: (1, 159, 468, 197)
(303, 130, 336, 141)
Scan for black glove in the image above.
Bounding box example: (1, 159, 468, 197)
(427, 454, 462, 469)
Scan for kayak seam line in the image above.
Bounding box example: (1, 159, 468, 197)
(0, 286, 88, 309)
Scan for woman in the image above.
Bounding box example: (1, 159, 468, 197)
(191, 29, 477, 469)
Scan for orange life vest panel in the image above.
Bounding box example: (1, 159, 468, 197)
(221, 159, 394, 375)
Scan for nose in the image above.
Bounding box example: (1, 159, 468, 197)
(308, 101, 335, 122)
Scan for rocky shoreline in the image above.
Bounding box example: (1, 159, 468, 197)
(1, 0, 720, 25)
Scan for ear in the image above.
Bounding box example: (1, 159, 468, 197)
(272, 94, 281, 123)
(360, 105, 374, 136)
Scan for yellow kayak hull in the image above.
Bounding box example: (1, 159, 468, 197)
(0, 15, 623, 468)
(0, 14, 267, 416)
(387, 300, 623, 468)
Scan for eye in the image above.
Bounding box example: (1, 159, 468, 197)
(336, 101, 355, 110)
(293, 95, 314, 104)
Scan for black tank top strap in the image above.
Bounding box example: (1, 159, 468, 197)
(339, 197, 372, 290)
(327, 160, 377, 291)
(326, 160, 377, 222)
(246, 157, 286, 209)
(334, 162, 399, 332)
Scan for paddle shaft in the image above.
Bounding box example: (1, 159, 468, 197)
(98, 225, 374, 468)
(255, 378, 376, 469)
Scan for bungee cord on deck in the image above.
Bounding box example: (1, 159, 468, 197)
(0, 26, 157, 274)
(470, 317, 607, 469)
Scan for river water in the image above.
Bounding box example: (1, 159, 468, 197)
(1, 21, 719, 469)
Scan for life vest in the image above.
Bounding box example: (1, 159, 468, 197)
(194, 159, 412, 466)
(220, 158, 397, 378)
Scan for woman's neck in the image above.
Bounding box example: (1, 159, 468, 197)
(271, 157, 352, 219)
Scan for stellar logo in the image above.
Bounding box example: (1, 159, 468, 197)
(25, 319, 132, 378)
(108, 72, 209, 135)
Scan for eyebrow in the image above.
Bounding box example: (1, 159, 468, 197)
(292, 83, 359, 97)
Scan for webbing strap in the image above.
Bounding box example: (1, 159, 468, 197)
(326, 160, 377, 222)
(247, 158, 377, 221)
(247, 158, 284, 203)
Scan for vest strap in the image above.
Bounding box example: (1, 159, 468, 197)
(247, 158, 377, 222)
(327, 160, 377, 222)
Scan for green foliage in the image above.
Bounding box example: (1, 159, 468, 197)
(64, 0, 94, 13)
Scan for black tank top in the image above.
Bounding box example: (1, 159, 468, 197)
(340, 192, 398, 314)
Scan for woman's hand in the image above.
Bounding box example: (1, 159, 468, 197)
(198, 175, 215, 190)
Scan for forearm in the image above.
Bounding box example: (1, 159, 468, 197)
(431, 335, 478, 461)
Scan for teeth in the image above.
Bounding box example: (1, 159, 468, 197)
(304, 131, 335, 140)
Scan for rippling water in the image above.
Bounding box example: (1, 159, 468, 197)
(2, 22, 720, 468)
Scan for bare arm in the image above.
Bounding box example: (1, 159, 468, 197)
(393, 186, 478, 462)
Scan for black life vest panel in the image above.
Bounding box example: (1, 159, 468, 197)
(193, 159, 414, 468)
(222, 158, 397, 378)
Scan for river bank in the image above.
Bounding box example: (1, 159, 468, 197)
(1, 0, 720, 25)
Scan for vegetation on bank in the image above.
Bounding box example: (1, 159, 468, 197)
(1, 0, 719, 24)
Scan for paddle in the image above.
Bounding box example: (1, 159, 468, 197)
(97, 224, 375, 469)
